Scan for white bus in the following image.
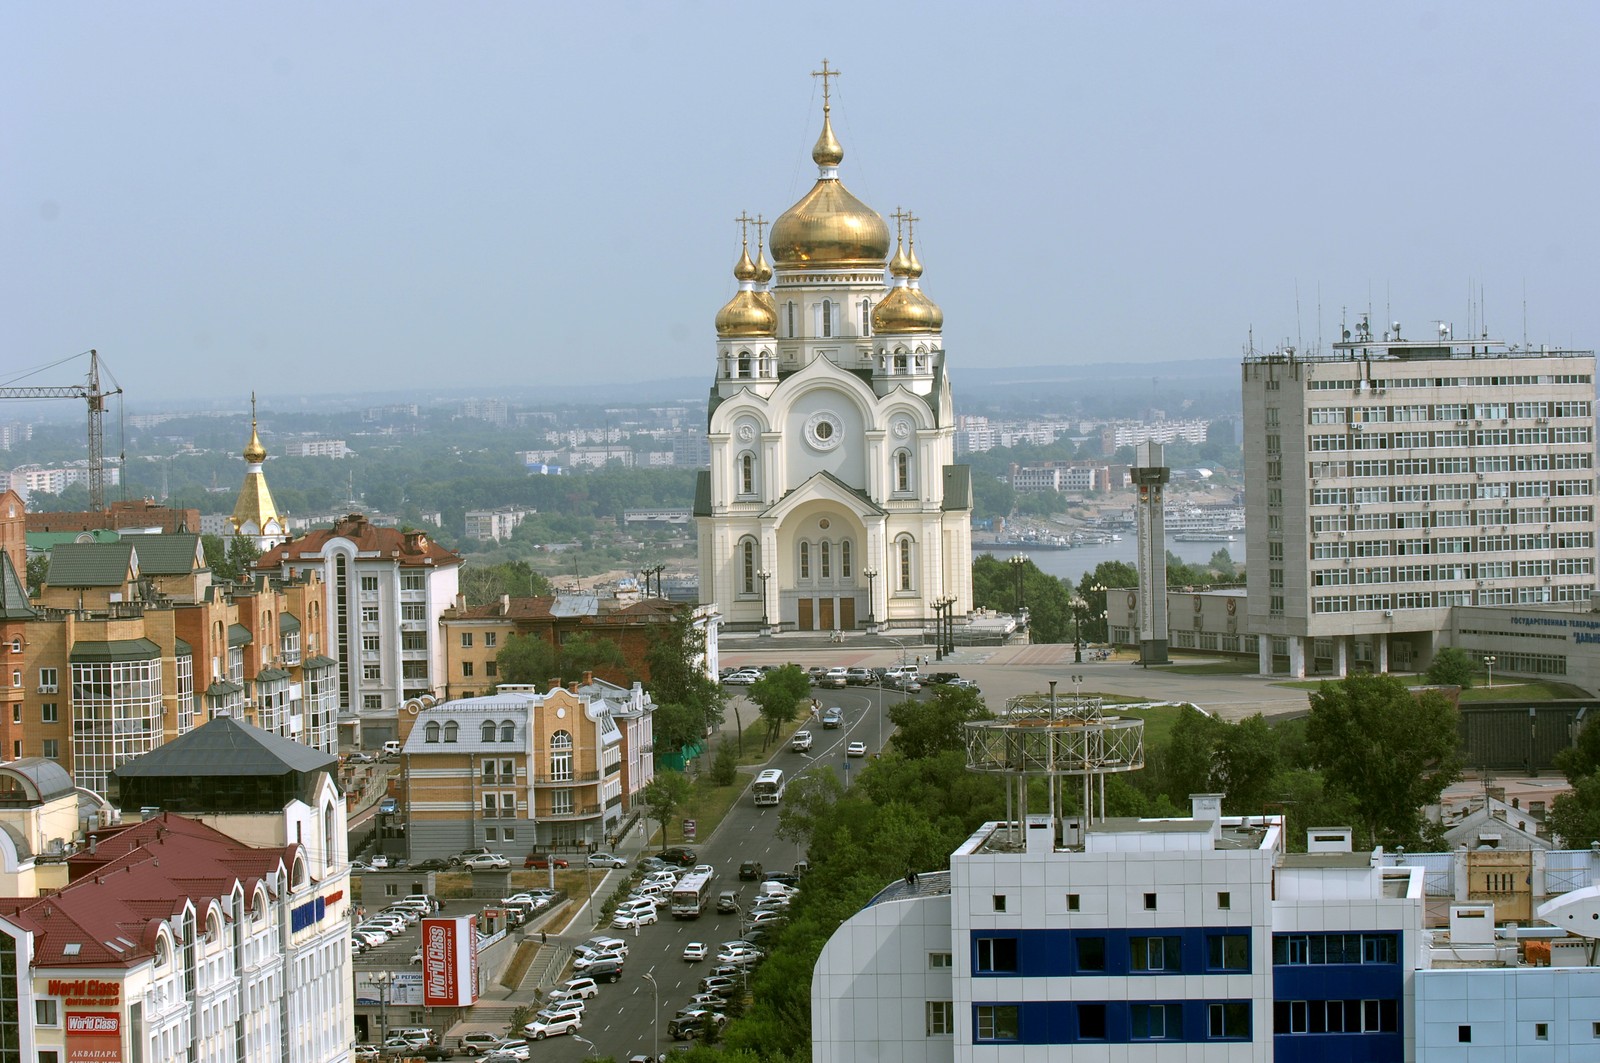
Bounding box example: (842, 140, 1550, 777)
(752, 768, 786, 807)
(670, 871, 713, 919)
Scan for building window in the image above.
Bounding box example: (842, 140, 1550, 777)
(975, 937, 1017, 973)
(501, 722, 514, 742)
(1131, 936, 1182, 972)
(799, 541, 811, 580)
(895, 450, 912, 492)
(928, 951, 952, 969)
(41, 703, 57, 723)
(1076, 936, 1106, 971)
(821, 299, 833, 338)
(1144, 892, 1157, 910)
(482, 721, 497, 742)
(785, 301, 796, 337)
(1536, 1023, 1549, 1041)
(840, 540, 852, 578)
(38, 667, 57, 692)
(860, 298, 871, 336)
(443, 721, 458, 743)
(552, 788, 573, 815)
(991, 893, 1006, 913)
(462, 662, 475, 677)
(424, 722, 440, 743)
(1066, 893, 1080, 911)
(10, 670, 18, 689)
(897, 535, 915, 591)
(361, 575, 379, 592)
(363, 664, 381, 681)
(740, 538, 757, 594)
(1218, 891, 1231, 910)
(820, 541, 831, 580)
(739, 452, 756, 495)
(486, 660, 498, 677)
(1209, 1003, 1250, 1040)
(1459, 1025, 1472, 1043)
(484, 632, 497, 647)
(35, 999, 58, 1025)
(1132, 1003, 1180, 1039)
(461, 632, 473, 647)
(42, 739, 58, 759)
(925, 1000, 952, 1036)
(1078, 1003, 1107, 1040)
(975, 1005, 1019, 1042)
(364, 695, 383, 712)
(551, 730, 573, 781)
(1207, 934, 1249, 971)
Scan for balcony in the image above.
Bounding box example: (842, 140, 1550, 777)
(399, 619, 427, 632)
(530, 770, 601, 785)
(539, 803, 603, 822)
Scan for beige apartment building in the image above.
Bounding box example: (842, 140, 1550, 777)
(1241, 320, 1596, 678)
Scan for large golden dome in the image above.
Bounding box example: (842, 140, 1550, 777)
(769, 114, 890, 270)
(715, 247, 777, 338)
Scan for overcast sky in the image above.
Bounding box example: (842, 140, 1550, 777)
(4, 2, 1596, 408)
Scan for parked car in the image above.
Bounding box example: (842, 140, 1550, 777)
(612, 906, 659, 930)
(547, 977, 599, 1001)
(790, 729, 813, 752)
(717, 943, 764, 966)
(657, 847, 698, 867)
(378, 796, 399, 815)
(923, 671, 961, 685)
(480, 1039, 530, 1061)
(638, 856, 671, 873)
(353, 1046, 381, 1062)
(450, 847, 495, 866)
(749, 908, 787, 927)
(687, 992, 728, 1009)
(699, 975, 738, 995)
(822, 707, 844, 728)
(462, 853, 510, 870)
(820, 667, 849, 688)
(523, 1009, 582, 1040)
(722, 669, 761, 686)
(682, 941, 708, 962)
(587, 851, 628, 869)
(669, 1010, 728, 1040)
(581, 956, 624, 982)
(524, 853, 570, 870)
(738, 861, 763, 881)
(844, 667, 875, 685)
(717, 890, 741, 912)
(458, 1032, 506, 1056)
(846, 740, 867, 757)
(395, 1046, 452, 1060)
(410, 858, 452, 872)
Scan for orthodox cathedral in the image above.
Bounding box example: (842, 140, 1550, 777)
(695, 66, 973, 633)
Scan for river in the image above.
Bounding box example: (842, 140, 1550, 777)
(973, 535, 1247, 586)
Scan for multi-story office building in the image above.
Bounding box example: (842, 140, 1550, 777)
(257, 513, 461, 747)
(396, 678, 654, 856)
(462, 507, 532, 543)
(1242, 321, 1596, 677)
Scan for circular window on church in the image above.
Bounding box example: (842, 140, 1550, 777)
(804, 411, 844, 452)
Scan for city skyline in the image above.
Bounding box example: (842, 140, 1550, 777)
(5, 2, 1597, 401)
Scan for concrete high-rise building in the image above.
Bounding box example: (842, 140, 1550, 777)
(1241, 320, 1596, 677)
(695, 67, 972, 633)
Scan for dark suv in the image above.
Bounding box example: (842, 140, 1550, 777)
(658, 847, 698, 867)
(739, 860, 763, 881)
(584, 956, 624, 982)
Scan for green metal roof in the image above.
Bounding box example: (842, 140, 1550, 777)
(278, 612, 301, 633)
(227, 623, 252, 646)
(0, 549, 37, 621)
(205, 679, 243, 698)
(45, 542, 134, 587)
(254, 667, 290, 683)
(173, 638, 192, 656)
(26, 530, 121, 550)
(942, 465, 973, 512)
(302, 655, 337, 670)
(127, 532, 202, 575)
(693, 470, 712, 518)
(69, 637, 162, 664)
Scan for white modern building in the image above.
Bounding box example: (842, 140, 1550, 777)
(695, 70, 972, 633)
(1242, 320, 1596, 677)
(257, 513, 462, 746)
(463, 507, 533, 543)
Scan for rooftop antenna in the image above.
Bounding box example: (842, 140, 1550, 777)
(1295, 280, 1303, 353)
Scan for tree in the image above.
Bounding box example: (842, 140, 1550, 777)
(1549, 717, 1600, 847)
(643, 612, 727, 739)
(775, 766, 845, 850)
(458, 560, 552, 605)
(640, 771, 693, 847)
(496, 633, 558, 687)
(651, 700, 707, 756)
(709, 741, 739, 787)
(25, 555, 48, 597)
(1305, 673, 1463, 849)
(749, 665, 811, 752)
(202, 533, 259, 584)
(887, 686, 989, 761)
(1426, 647, 1476, 689)
(1212, 714, 1281, 813)
(1077, 562, 1138, 642)
(557, 632, 626, 684)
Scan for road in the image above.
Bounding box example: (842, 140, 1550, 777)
(528, 683, 903, 1061)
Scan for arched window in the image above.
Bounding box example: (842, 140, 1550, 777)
(481, 721, 497, 743)
(443, 721, 459, 743)
(860, 298, 872, 336)
(500, 722, 515, 743)
(551, 730, 573, 781)
(841, 540, 853, 578)
(739, 452, 756, 495)
(897, 535, 915, 591)
(424, 721, 440, 743)
(820, 542, 831, 580)
(821, 299, 833, 338)
(893, 350, 909, 373)
(799, 541, 811, 580)
(737, 351, 753, 378)
(740, 538, 757, 594)
(895, 450, 913, 493)
(786, 301, 796, 337)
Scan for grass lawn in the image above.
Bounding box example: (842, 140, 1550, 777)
(1107, 702, 1189, 748)
(1271, 676, 1588, 702)
(1154, 658, 1260, 676)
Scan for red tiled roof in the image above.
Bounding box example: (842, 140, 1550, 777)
(256, 512, 461, 569)
(0, 813, 296, 969)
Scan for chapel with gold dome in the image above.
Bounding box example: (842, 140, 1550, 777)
(230, 395, 288, 551)
(696, 63, 972, 634)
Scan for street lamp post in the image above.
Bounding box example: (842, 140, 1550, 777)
(642, 972, 660, 1062)
(757, 569, 772, 633)
(1070, 596, 1086, 663)
(573, 1035, 599, 1061)
(863, 567, 878, 633)
(1009, 554, 1028, 614)
(1483, 655, 1496, 688)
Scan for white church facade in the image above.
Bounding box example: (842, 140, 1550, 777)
(695, 67, 973, 633)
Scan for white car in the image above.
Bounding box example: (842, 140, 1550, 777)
(547, 977, 599, 1001)
(587, 852, 628, 869)
(683, 941, 708, 962)
(722, 669, 761, 685)
(692, 863, 716, 877)
(463, 853, 510, 870)
(523, 1008, 582, 1039)
(409, 948, 423, 965)
(642, 869, 679, 888)
(612, 906, 658, 929)
(717, 943, 764, 966)
(846, 741, 867, 757)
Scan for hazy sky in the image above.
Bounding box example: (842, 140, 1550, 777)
(5, 2, 1597, 407)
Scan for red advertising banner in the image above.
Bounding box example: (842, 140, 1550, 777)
(66, 1010, 122, 1063)
(421, 916, 476, 1007)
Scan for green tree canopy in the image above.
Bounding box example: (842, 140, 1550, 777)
(1305, 673, 1463, 849)
(495, 633, 557, 687)
(887, 686, 990, 761)
(749, 665, 811, 752)
(1425, 647, 1476, 689)
(640, 771, 693, 846)
(458, 560, 552, 604)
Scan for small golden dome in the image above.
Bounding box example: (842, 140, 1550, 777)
(734, 247, 758, 282)
(871, 287, 942, 334)
(812, 113, 843, 168)
(243, 422, 267, 463)
(906, 246, 924, 279)
(755, 248, 773, 285)
(716, 290, 777, 338)
(888, 240, 913, 277)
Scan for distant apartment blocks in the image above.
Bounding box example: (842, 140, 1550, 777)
(1008, 461, 1114, 493)
(464, 506, 534, 542)
(3, 462, 122, 499)
(956, 414, 1213, 457)
(279, 438, 352, 459)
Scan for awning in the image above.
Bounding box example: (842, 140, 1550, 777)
(69, 638, 162, 664)
(228, 624, 253, 647)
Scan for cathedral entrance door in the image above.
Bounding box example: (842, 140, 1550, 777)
(839, 599, 856, 630)
(797, 598, 815, 631)
(818, 598, 835, 631)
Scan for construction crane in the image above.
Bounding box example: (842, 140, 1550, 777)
(0, 349, 123, 510)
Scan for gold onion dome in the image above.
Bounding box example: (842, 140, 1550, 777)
(768, 115, 890, 270)
(715, 247, 777, 338)
(243, 422, 267, 463)
(755, 248, 773, 285)
(873, 238, 943, 334)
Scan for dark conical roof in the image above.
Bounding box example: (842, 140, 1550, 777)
(113, 715, 336, 779)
